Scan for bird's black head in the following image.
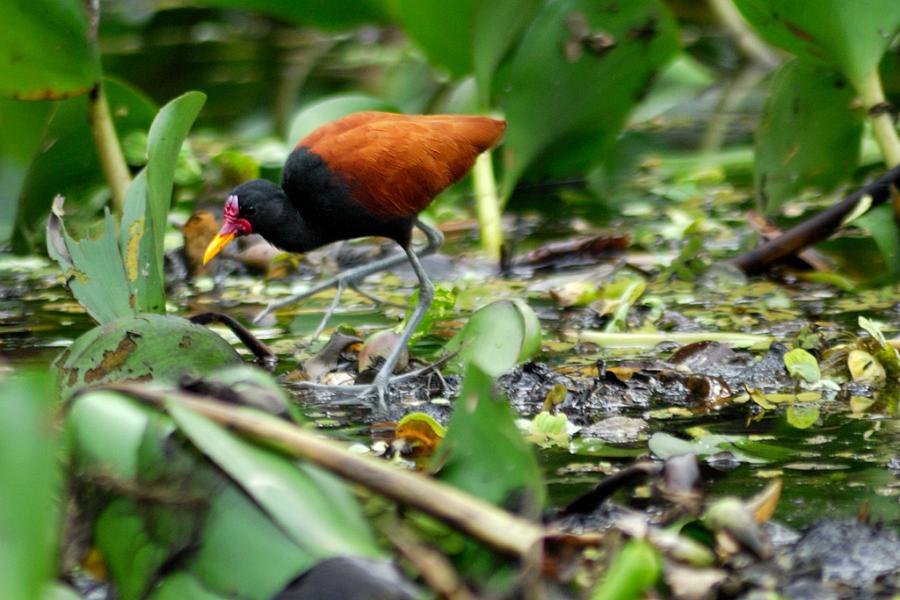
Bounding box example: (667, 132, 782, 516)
(202, 178, 291, 265)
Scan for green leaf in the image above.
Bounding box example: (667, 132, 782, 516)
(589, 540, 661, 600)
(46, 201, 134, 323)
(67, 390, 156, 480)
(149, 574, 227, 600)
(385, 0, 478, 77)
(444, 299, 542, 377)
(754, 60, 863, 213)
(783, 348, 821, 383)
(855, 204, 900, 280)
(0, 0, 100, 99)
(786, 403, 820, 429)
(181, 486, 313, 599)
(120, 91, 205, 313)
(471, 0, 543, 107)
(734, 0, 900, 90)
(501, 0, 679, 195)
(432, 363, 545, 516)
(16, 78, 157, 251)
(165, 401, 384, 561)
(55, 314, 241, 397)
(287, 94, 396, 146)
(0, 373, 60, 600)
(0, 99, 53, 245)
(195, 0, 387, 29)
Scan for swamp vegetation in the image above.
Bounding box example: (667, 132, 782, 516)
(1, 1, 900, 599)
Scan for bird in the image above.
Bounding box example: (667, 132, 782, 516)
(202, 111, 507, 407)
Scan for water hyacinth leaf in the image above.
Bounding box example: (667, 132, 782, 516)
(734, 0, 900, 91)
(55, 314, 241, 398)
(754, 60, 863, 214)
(648, 432, 788, 464)
(165, 401, 384, 561)
(179, 486, 313, 599)
(783, 348, 820, 384)
(501, 0, 679, 196)
(0, 98, 53, 245)
(384, 0, 477, 77)
(432, 363, 545, 516)
(855, 204, 900, 281)
(589, 540, 661, 600)
(94, 498, 179, 600)
(288, 95, 396, 145)
(847, 350, 886, 385)
(66, 390, 156, 480)
(0, 0, 100, 100)
(0, 373, 60, 600)
(47, 200, 134, 324)
(786, 403, 820, 429)
(119, 91, 205, 313)
(471, 0, 543, 106)
(445, 299, 541, 377)
(18, 78, 157, 251)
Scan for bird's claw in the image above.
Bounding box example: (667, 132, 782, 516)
(353, 378, 389, 411)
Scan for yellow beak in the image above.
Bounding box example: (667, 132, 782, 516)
(203, 231, 236, 265)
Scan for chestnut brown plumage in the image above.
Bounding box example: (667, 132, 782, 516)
(203, 111, 506, 407)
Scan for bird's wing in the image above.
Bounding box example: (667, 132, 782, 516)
(299, 113, 506, 217)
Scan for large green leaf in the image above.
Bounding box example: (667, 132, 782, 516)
(472, 0, 543, 107)
(0, 0, 100, 99)
(0, 98, 53, 245)
(0, 373, 60, 600)
(120, 91, 205, 313)
(55, 314, 241, 397)
(444, 299, 542, 377)
(385, 0, 478, 77)
(195, 0, 387, 29)
(734, 0, 900, 90)
(429, 363, 545, 585)
(179, 486, 312, 599)
(855, 204, 900, 280)
(166, 401, 384, 561)
(17, 78, 156, 251)
(754, 59, 864, 213)
(432, 363, 545, 516)
(501, 0, 679, 196)
(46, 203, 134, 324)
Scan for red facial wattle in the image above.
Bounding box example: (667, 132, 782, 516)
(202, 195, 252, 265)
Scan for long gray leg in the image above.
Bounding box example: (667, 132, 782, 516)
(253, 219, 443, 324)
(364, 244, 435, 409)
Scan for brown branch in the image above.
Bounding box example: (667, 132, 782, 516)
(95, 385, 547, 559)
(732, 164, 900, 274)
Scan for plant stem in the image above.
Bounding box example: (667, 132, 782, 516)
(473, 150, 503, 260)
(706, 0, 779, 68)
(89, 83, 131, 216)
(858, 69, 900, 170)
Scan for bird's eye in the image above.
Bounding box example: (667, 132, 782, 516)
(243, 206, 256, 217)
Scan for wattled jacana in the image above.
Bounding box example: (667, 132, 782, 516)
(202, 111, 507, 407)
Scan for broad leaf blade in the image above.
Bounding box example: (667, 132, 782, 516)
(385, 0, 478, 77)
(165, 401, 383, 561)
(119, 91, 204, 313)
(471, 0, 542, 107)
(501, 0, 679, 195)
(0, 0, 99, 99)
(16, 78, 156, 252)
(195, 0, 387, 29)
(0, 373, 60, 600)
(755, 60, 863, 213)
(47, 201, 135, 323)
(734, 0, 900, 90)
